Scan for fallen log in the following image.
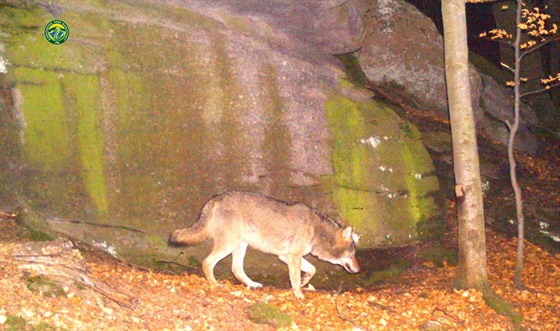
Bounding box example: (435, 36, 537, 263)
(9, 239, 137, 310)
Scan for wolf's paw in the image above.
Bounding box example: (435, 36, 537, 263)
(208, 281, 223, 289)
(293, 289, 305, 300)
(247, 282, 263, 290)
(304, 284, 316, 292)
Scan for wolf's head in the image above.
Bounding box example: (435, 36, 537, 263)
(312, 225, 360, 273)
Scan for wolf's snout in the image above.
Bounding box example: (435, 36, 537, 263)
(344, 261, 360, 273)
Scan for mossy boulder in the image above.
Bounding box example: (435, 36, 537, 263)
(0, 0, 443, 278)
(326, 94, 441, 247)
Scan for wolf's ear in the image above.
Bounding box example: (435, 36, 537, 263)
(351, 232, 360, 244)
(342, 226, 353, 242)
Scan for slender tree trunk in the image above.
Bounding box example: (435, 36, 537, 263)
(545, 0, 560, 112)
(495, 1, 558, 125)
(442, 0, 489, 289)
(511, 0, 525, 290)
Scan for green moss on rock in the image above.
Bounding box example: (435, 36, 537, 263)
(326, 93, 442, 247)
(61, 73, 108, 214)
(13, 67, 71, 170)
(16, 206, 57, 241)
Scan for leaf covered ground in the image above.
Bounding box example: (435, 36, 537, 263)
(0, 213, 558, 331)
(1, 132, 559, 331)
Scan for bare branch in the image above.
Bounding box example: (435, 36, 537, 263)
(432, 307, 466, 329)
(466, 0, 500, 3)
(520, 36, 560, 60)
(500, 62, 515, 74)
(521, 81, 560, 98)
(333, 282, 362, 329)
(47, 218, 147, 233)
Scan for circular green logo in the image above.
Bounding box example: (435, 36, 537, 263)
(44, 20, 69, 45)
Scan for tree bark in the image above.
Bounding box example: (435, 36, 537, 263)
(511, 0, 525, 290)
(441, 0, 489, 289)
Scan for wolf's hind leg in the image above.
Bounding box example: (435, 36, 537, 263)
(231, 243, 263, 289)
(202, 241, 238, 286)
(300, 258, 316, 288)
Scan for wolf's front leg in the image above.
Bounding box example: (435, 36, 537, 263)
(279, 255, 316, 290)
(285, 254, 304, 299)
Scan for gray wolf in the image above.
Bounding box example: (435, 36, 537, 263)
(169, 191, 360, 299)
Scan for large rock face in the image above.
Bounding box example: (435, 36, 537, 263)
(478, 73, 539, 154)
(358, 0, 481, 118)
(197, 0, 370, 55)
(0, 0, 442, 273)
(357, 0, 539, 154)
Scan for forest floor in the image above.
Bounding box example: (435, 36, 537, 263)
(0, 209, 559, 331)
(1, 108, 559, 330)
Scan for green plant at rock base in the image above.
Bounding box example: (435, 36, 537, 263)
(4, 315, 62, 331)
(5, 315, 28, 331)
(246, 303, 292, 328)
(26, 275, 65, 298)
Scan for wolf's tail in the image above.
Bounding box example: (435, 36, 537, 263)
(168, 202, 212, 246)
(168, 225, 208, 246)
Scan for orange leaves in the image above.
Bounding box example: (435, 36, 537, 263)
(481, 5, 560, 91)
(2, 213, 560, 330)
(505, 77, 528, 87)
(518, 7, 558, 47)
(479, 29, 512, 41)
(481, 5, 558, 51)
(541, 73, 560, 87)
